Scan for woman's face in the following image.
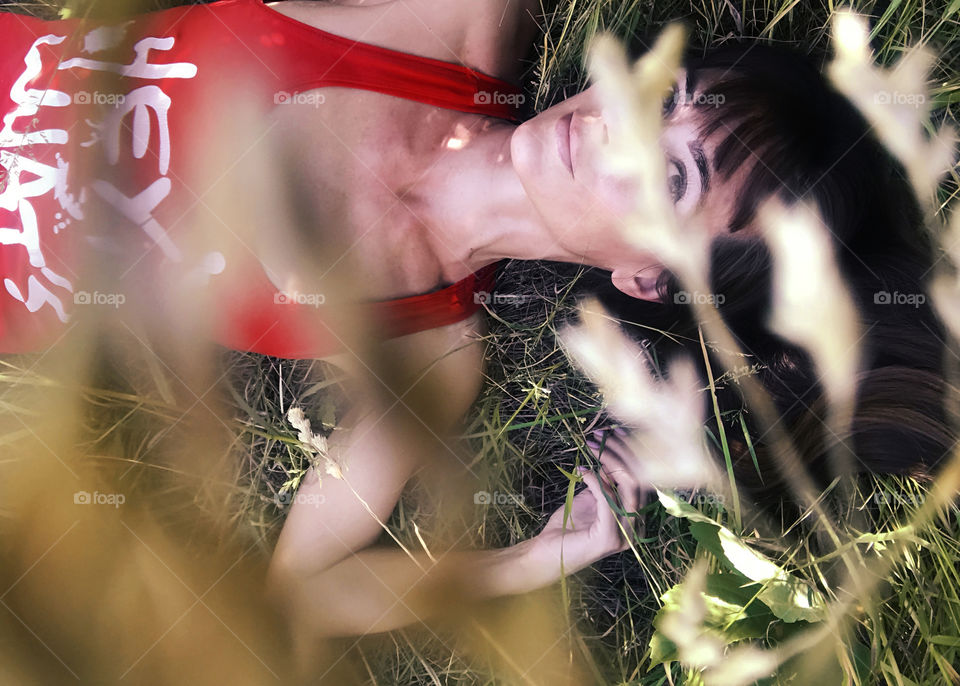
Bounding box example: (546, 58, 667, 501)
(509, 74, 737, 300)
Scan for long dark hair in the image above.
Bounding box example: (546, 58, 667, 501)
(588, 42, 955, 509)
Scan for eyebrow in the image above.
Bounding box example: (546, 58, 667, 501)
(688, 140, 710, 196)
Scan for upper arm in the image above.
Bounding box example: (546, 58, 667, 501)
(269, 318, 486, 576)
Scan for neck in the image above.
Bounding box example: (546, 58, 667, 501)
(406, 116, 581, 282)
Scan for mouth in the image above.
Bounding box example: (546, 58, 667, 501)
(555, 112, 574, 177)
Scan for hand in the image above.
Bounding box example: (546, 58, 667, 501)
(525, 431, 644, 581)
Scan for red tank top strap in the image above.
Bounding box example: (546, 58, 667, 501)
(215, 262, 499, 359)
(244, 0, 524, 122)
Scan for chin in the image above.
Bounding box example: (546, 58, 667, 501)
(508, 120, 541, 181)
(510, 118, 566, 203)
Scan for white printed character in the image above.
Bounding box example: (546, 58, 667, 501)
(91, 177, 182, 261)
(0, 152, 75, 264)
(4, 274, 70, 323)
(0, 34, 70, 149)
(0, 34, 77, 321)
(57, 36, 198, 80)
(99, 85, 174, 174)
(0, 160, 74, 322)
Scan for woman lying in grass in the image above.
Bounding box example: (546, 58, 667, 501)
(0, 0, 950, 648)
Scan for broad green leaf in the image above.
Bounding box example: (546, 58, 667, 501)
(648, 629, 678, 666)
(658, 490, 827, 623)
(648, 571, 802, 669)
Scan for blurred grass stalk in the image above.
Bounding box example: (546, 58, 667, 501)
(559, 11, 960, 685)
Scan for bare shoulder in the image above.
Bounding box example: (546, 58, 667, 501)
(263, 0, 542, 80)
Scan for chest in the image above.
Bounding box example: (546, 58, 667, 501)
(256, 86, 484, 300)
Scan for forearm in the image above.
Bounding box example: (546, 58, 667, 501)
(269, 538, 546, 638)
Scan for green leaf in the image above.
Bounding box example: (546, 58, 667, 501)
(852, 640, 873, 681)
(648, 628, 678, 667)
(929, 635, 960, 647)
(658, 490, 827, 623)
(648, 571, 797, 670)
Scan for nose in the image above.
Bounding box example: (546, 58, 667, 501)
(580, 112, 610, 145)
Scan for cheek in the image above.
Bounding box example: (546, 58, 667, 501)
(587, 173, 644, 219)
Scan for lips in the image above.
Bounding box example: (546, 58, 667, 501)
(555, 112, 574, 177)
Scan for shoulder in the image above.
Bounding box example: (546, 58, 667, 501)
(263, 0, 541, 80)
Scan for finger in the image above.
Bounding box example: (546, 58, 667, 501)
(579, 471, 618, 532)
(584, 438, 643, 518)
(593, 437, 640, 489)
(584, 437, 603, 458)
(580, 470, 635, 551)
(599, 431, 636, 461)
(597, 456, 644, 526)
(599, 438, 649, 491)
(586, 430, 631, 468)
(584, 438, 636, 499)
(589, 428, 632, 460)
(586, 429, 612, 456)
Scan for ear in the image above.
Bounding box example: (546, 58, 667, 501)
(610, 268, 664, 301)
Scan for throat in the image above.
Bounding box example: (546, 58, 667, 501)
(403, 118, 530, 275)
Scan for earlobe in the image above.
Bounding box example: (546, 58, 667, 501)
(610, 268, 663, 302)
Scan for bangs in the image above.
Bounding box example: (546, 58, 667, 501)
(681, 44, 870, 235)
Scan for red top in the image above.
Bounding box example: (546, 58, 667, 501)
(0, 0, 521, 358)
